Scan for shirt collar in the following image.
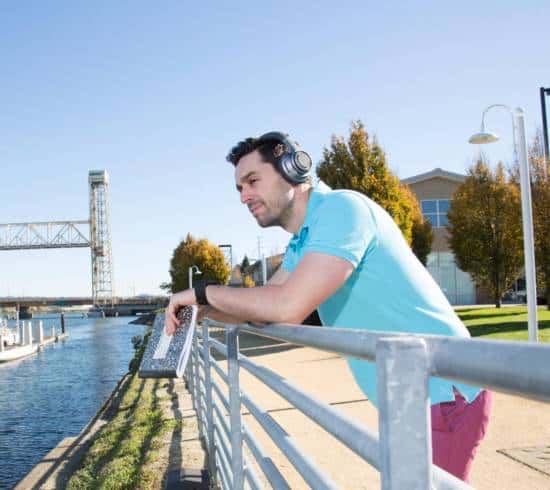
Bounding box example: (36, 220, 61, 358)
(288, 181, 331, 252)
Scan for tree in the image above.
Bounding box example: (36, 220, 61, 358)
(240, 255, 250, 275)
(164, 233, 231, 293)
(530, 137, 550, 308)
(401, 183, 433, 265)
(242, 275, 255, 288)
(447, 160, 523, 307)
(316, 120, 432, 261)
(511, 135, 550, 308)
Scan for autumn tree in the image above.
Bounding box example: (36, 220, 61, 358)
(401, 183, 433, 265)
(447, 160, 523, 307)
(510, 135, 550, 308)
(242, 275, 255, 288)
(316, 120, 432, 262)
(164, 233, 230, 293)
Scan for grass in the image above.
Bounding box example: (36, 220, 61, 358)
(67, 333, 179, 490)
(66, 373, 178, 490)
(67, 373, 180, 490)
(457, 305, 550, 342)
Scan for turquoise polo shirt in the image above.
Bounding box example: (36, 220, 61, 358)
(281, 182, 480, 406)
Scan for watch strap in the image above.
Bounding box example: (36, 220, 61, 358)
(194, 279, 219, 305)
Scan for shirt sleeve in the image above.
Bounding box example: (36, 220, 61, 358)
(302, 192, 377, 268)
(281, 244, 296, 271)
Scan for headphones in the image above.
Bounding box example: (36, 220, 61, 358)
(258, 131, 312, 184)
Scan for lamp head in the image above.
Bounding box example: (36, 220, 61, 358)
(469, 130, 499, 145)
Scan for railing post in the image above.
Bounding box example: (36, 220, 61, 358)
(226, 326, 244, 490)
(377, 336, 432, 490)
(202, 321, 217, 486)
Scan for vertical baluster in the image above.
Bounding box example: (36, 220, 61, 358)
(226, 326, 244, 490)
(193, 329, 204, 439)
(202, 320, 217, 486)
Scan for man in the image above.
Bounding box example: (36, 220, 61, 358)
(165, 132, 492, 482)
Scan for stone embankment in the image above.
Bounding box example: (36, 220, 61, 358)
(129, 311, 156, 326)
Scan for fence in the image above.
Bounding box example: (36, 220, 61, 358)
(185, 319, 550, 489)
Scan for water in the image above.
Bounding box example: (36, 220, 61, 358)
(0, 314, 147, 489)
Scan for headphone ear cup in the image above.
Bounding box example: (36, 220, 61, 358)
(278, 151, 312, 184)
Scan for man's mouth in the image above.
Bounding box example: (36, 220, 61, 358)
(249, 203, 263, 216)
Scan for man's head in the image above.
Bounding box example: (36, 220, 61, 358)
(227, 133, 312, 229)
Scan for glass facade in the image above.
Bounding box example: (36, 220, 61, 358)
(421, 199, 450, 228)
(427, 252, 476, 305)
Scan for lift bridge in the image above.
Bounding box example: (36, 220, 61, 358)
(0, 170, 114, 306)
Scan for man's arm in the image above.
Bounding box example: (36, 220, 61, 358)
(196, 266, 291, 324)
(165, 253, 353, 334)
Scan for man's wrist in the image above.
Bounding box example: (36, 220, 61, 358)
(194, 279, 220, 305)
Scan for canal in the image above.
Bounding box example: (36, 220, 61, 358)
(0, 314, 147, 489)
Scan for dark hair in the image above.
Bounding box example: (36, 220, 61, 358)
(226, 137, 281, 168)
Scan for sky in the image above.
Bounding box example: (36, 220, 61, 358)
(0, 1, 549, 297)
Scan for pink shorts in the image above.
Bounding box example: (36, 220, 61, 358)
(431, 388, 493, 482)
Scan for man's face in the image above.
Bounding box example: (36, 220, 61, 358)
(235, 150, 295, 228)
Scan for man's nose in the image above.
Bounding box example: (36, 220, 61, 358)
(240, 188, 252, 205)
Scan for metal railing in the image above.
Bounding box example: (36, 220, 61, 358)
(185, 319, 550, 490)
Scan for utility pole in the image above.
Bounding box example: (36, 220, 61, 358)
(257, 236, 266, 284)
(540, 87, 550, 161)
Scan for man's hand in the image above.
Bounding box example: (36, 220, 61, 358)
(165, 289, 197, 335)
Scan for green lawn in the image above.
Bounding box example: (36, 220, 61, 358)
(457, 306, 550, 342)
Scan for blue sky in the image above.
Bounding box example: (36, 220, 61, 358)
(1, 1, 548, 297)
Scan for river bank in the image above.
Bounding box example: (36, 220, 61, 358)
(17, 330, 207, 490)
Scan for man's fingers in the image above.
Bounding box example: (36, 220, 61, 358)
(164, 305, 180, 336)
(169, 309, 179, 325)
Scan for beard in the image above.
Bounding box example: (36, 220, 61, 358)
(252, 193, 295, 229)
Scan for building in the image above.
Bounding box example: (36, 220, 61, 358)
(229, 254, 284, 287)
(402, 168, 478, 305)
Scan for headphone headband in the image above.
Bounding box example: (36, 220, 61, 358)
(258, 131, 299, 154)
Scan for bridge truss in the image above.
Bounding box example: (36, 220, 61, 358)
(0, 170, 115, 306)
(0, 221, 90, 250)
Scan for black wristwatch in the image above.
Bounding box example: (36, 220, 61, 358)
(194, 279, 219, 305)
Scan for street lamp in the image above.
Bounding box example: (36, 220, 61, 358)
(469, 104, 538, 342)
(188, 265, 202, 289)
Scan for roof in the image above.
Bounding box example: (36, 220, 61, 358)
(401, 168, 466, 185)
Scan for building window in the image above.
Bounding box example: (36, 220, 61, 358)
(421, 199, 450, 228)
(427, 252, 476, 305)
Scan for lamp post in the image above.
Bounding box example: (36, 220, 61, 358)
(188, 265, 202, 289)
(469, 104, 538, 342)
(540, 87, 550, 161)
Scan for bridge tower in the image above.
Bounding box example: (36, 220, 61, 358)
(89, 170, 115, 305)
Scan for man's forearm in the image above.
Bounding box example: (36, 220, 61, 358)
(206, 284, 305, 324)
(198, 305, 246, 325)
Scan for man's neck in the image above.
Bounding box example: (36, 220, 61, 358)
(282, 184, 312, 235)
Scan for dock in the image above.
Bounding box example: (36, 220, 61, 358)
(0, 319, 68, 363)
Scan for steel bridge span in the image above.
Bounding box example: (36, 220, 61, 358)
(0, 171, 114, 306)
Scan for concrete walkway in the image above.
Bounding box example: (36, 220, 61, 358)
(223, 339, 550, 489)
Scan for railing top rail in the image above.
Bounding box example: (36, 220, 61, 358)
(204, 319, 550, 402)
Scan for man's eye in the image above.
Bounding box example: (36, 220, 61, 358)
(250, 179, 258, 185)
